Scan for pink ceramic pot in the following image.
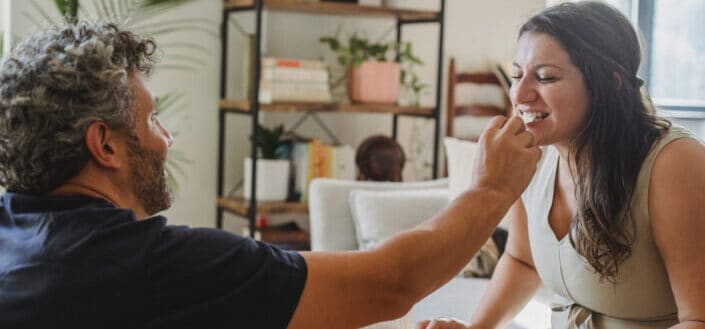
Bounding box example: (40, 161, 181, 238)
(348, 61, 400, 104)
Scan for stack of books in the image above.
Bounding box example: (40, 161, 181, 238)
(291, 140, 355, 201)
(258, 57, 332, 104)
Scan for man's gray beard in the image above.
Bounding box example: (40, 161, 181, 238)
(127, 138, 172, 216)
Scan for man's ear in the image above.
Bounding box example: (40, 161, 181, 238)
(85, 121, 124, 169)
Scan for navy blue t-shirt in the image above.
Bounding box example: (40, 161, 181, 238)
(0, 193, 307, 329)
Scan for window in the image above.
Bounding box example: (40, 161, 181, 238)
(608, 0, 705, 115)
(649, 0, 705, 111)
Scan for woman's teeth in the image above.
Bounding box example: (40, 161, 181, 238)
(520, 112, 549, 124)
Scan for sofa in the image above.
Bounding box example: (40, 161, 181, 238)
(308, 177, 553, 329)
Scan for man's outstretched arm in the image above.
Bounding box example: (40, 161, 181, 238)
(288, 116, 541, 329)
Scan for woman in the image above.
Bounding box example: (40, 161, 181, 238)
(418, 2, 705, 328)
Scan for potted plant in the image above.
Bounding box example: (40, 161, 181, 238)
(244, 124, 290, 201)
(320, 32, 425, 105)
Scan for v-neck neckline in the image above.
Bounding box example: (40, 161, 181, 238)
(545, 148, 571, 244)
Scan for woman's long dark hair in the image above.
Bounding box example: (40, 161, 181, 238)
(520, 1, 670, 282)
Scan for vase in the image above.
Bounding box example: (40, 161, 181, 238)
(243, 158, 290, 201)
(348, 61, 400, 104)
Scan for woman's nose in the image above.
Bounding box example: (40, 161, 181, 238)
(510, 77, 538, 106)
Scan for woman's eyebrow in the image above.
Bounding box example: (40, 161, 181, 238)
(534, 63, 563, 70)
(512, 63, 562, 70)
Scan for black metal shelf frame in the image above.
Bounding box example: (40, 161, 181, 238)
(216, 0, 446, 234)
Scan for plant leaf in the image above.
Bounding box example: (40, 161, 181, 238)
(30, 0, 61, 26)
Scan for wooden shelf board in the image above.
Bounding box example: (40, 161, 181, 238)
(218, 196, 308, 217)
(224, 0, 440, 21)
(220, 99, 434, 116)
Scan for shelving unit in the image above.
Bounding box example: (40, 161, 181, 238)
(217, 0, 446, 237)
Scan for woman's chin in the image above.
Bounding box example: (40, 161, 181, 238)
(526, 131, 548, 147)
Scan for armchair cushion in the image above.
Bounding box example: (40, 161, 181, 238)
(309, 178, 448, 251)
(444, 137, 478, 201)
(349, 189, 451, 250)
(444, 137, 510, 230)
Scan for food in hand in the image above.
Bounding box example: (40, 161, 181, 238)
(520, 111, 548, 124)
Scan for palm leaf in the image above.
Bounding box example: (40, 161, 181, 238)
(29, 0, 61, 27)
(161, 54, 208, 66)
(153, 64, 200, 71)
(154, 92, 183, 115)
(133, 24, 218, 39)
(54, 0, 79, 23)
(158, 42, 211, 57)
(95, 0, 111, 21)
(129, 0, 199, 25)
(116, 0, 129, 20)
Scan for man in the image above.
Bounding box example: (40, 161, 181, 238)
(0, 22, 540, 329)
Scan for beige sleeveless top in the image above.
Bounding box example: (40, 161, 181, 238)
(522, 125, 702, 329)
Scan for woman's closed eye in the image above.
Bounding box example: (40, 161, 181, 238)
(509, 73, 559, 83)
(537, 75, 559, 83)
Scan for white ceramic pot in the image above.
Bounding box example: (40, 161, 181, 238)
(243, 158, 290, 201)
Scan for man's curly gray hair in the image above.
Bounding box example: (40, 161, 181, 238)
(0, 21, 157, 194)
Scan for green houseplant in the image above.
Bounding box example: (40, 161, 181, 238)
(251, 123, 287, 160)
(320, 32, 427, 105)
(244, 124, 290, 201)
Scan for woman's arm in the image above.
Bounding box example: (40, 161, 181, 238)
(415, 200, 543, 329)
(650, 138, 705, 329)
(468, 200, 543, 329)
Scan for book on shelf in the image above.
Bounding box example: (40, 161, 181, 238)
(258, 57, 332, 104)
(261, 66, 329, 82)
(262, 57, 327, 69)
(292, 140, 354, 201)
(259, 80, 332, 103)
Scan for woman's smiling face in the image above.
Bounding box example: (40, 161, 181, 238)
(510, 32, 591, 148)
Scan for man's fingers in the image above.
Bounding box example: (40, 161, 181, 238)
(518, 131, 534, 147)
(486, 115, 509, 131)
(416, 320, 431, 329)
(502, 115, 526, 135)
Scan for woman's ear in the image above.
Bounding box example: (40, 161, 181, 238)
(85, 121, 124, 169)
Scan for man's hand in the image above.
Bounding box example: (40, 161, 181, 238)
(415, 318, 471, 329)
(471, 115, 540, 202)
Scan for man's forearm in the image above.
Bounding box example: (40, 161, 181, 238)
(376, 187, 516, 302)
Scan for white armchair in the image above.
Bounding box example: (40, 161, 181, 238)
(308, 178, 552, 329)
